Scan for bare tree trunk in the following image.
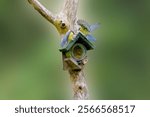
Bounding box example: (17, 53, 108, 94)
(27, 0, 89, 100)
(69, 69, 88, 100)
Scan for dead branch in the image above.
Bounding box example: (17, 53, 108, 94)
(27, 0, 89, 100)
(61, 0, 79, 32)
(28, 0, 55, 24)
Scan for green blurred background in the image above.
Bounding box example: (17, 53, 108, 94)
(0, 0, 150, 100)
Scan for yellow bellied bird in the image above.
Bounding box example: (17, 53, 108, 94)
(77, 19, 100, 42)
(60, 30, 74, 47)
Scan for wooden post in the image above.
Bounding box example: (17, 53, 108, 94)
(27, 0, 89, 99)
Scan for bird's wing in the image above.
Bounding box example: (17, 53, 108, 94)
(61, 31, 71, 47)
(90, 23, 100, 32)
(86, 34, 96, 42)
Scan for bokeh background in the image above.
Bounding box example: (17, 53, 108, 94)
(0, 0, 150, 100)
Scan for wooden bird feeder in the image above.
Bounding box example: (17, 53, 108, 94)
(60, 32, 94, 70)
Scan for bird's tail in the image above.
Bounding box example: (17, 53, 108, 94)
(90, 23, 100, 32)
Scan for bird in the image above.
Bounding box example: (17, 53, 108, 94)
(77, 19, 100, 42)
(60, 30, 74, 47)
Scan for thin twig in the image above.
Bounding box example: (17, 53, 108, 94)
(28, 0, 55, 24)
